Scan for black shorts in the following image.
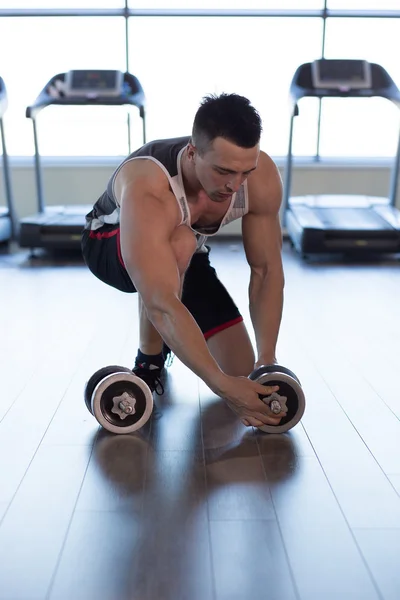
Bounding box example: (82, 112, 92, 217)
(81, 225, 243, 339)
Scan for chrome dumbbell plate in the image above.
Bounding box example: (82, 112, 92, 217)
(249, 364, 305, 434)
(84, 365, 132, 414)
(92, 372, 153, 434)
(84, 366, 153, 434)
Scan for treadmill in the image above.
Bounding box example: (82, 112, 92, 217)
(19, 70, 146, 251)
(0, 76, 18, 244)
(283, 59, 400, 257)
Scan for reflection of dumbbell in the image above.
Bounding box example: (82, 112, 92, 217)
(84, 365, 153, 434)
(249, 364, 305, 434)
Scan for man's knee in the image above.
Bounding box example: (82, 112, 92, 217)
(206, 323, 255, 378)
(221, 352, 255, 378)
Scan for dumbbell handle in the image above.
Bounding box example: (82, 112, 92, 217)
(260, 390, 288, 415)
(269, 399, 283, 415)
(111, 391, 137, 419)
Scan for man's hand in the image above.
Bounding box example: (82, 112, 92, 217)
(215, 374, 287, 427)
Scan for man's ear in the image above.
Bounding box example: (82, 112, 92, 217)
(187, 142, 197, 163)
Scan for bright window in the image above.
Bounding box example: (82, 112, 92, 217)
(0, 9, 399, 158)
(320, 18, 400, 157)
(128, 17, 322, 156)
(0, 17, 133, 156)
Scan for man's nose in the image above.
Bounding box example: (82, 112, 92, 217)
(226, 174, 244, 193)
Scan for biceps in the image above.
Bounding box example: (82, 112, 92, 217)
(119, 199, 181, 304)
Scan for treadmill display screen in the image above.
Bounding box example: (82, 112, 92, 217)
(311, 59, 372, 90)
(64, 70, 123, 98)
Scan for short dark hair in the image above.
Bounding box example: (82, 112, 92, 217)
(192, 93, 262, 155)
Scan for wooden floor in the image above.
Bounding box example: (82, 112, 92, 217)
(1, 238, 400, 600)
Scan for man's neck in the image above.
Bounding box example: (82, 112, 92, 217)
(181, 147, 201, 198)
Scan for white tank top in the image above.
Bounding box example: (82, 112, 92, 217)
(87, 136, 249, 251)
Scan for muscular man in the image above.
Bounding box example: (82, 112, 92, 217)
(82, 93, 285, 428)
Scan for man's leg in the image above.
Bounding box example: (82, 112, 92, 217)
(206, 322, 255, 377)
(138, 295, 163, 356)
(132, 296, 166, 394)
(181, 245, 255, 378)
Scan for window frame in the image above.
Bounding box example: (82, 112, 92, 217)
(0, 2, 398, 162)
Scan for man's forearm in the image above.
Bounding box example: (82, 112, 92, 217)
(146, 295, 227, 395)
(249, 269, 284, 364)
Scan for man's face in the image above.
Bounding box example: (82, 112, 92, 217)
(190, 136, 260, 203)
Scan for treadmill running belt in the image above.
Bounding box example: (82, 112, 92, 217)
(43, 214, 86, 227)
(314, 207, 393, 230)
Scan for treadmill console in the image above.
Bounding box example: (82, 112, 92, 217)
(64, 69, 124, 98)
(311, 59, 372, 91)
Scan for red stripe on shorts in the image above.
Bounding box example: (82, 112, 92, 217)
(89, 228, 119, 240)
(204, 316, 244, 340)
(89, 227, 126, 268)
(116, 228, 126, 268)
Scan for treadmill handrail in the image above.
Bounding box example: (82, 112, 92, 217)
(26, 71, 146, 120)
(289, 61, 400, 116)
(0, 76, 8, 117)
(283, 60, 400, 215)
(0, 76, 19, 240)
(25, 70, 147, 221)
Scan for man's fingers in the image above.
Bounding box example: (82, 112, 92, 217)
(255, 386, 288, 420)
(253, 411, 283, 426)
(242, 413, 283, 427)
(254, 397, 287, 419)
(242, 417, 264, 427)
(256, 384, 279, 396)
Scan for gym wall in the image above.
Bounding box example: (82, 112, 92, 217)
(0, 161, 396, 236)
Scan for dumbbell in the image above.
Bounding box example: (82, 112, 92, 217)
(249, 364, 305, 434)
(84, 365, 153, 434)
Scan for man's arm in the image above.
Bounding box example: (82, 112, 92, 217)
(116, 159, 285, 427)
(242, 152, 285, 366)
(117, 160, 227, 393)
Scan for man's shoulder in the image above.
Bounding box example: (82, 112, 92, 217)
(247, 151, 282, 214)
(257, 150, 279, 175)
